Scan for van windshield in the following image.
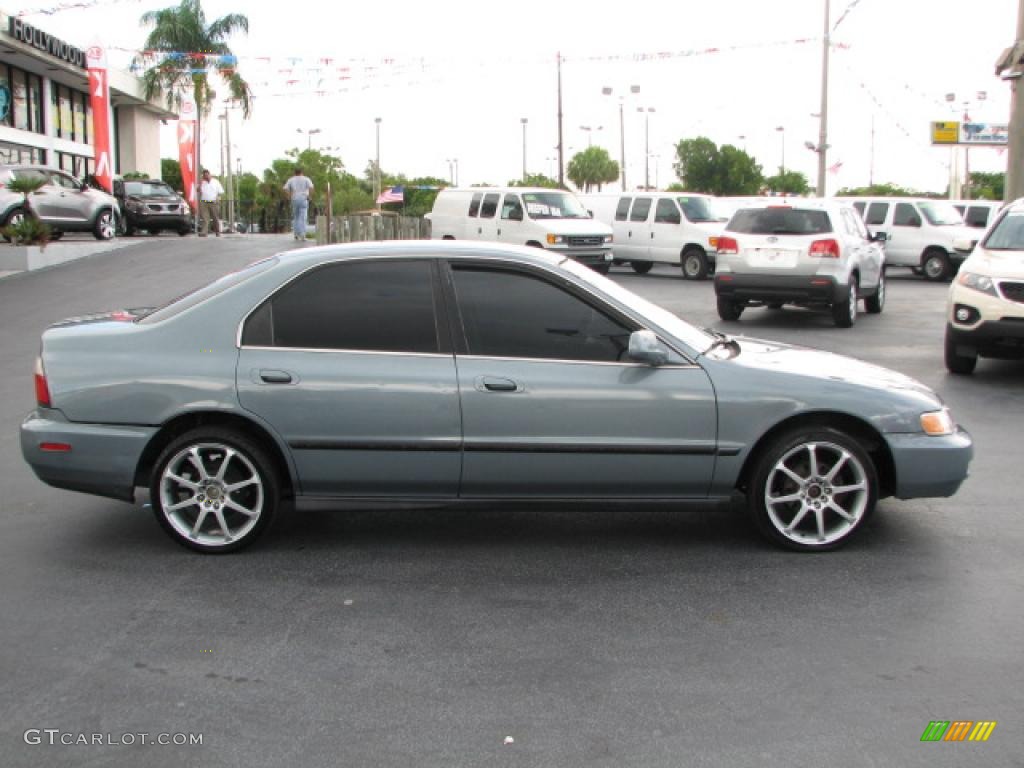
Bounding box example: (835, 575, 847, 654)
(522, 192, 590, 220)
(918, 201, 964, 226)
(678, 196, 729, 223)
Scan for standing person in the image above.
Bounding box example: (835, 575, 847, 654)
(283, 167, 314, 241)
(199, 170, 225, 237)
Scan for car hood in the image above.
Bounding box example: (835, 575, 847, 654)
(963, 247, 1024, 279)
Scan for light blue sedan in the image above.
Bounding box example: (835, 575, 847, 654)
(21, 241, 972, 553)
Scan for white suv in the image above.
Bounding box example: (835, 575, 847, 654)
(713, 199, 887, 328)
(945, 198, 1024, 374)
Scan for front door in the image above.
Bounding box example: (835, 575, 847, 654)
(445, 261, 718, 498)
(236, 259, 462, 497)
(619, 197, 653, 262)
(497, 193, 526, 244)
(650, 197, 683, 263)
(473, 192, 500, 242)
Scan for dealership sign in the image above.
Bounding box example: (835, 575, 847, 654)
(7, 17, 86, 69)
(931, 121, 1009, 146)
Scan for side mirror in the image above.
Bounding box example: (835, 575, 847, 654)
(870, 231, 888, 242)
(628, 330, 668, 366)
(953, 237, 974, 253)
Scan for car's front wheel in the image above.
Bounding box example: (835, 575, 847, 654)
(150, 427, 280, 553)
(922, 249, 951, 281)
(944, 326, 977, 374)
(93, 209, 115, 240)
(749, 427, 877, 551)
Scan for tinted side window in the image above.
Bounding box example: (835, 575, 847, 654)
(615, 197, 632, 221)
(468, 193, 482, 217)
(840, 210, 860, 238)
(893, 203, 921, 227)
(655, 198, 681, 224)
(501, 194, 523, 220)
(965, 206, 990, 228)
(864, 202, 889, 226)
(630, 197, 652, 222)
(49, 171, 79, 190)
(451, 267, 632, 363)
(479, 193, 499, 219)
(247, 260, 438, 353)
(853, 201, 866, 215)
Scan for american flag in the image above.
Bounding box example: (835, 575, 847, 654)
(376, 186, 404, 204)
(828, 161, 843, 174)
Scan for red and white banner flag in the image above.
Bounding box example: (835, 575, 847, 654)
(86, 44, 112, 193)
(177, 92, 198, 209)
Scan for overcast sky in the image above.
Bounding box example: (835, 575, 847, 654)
(20, 0, 1020, 194)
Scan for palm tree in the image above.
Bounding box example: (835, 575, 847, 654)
(134, 0, 252, 118)
(567, 147, 619, 193)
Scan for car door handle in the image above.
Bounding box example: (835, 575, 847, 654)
(259, 369, 293, 384)
(478, 376, 520, 393)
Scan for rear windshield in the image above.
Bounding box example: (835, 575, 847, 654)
(728, 208, 832, 235)
(982, 210, 1024, 250)
(138, 257, 278, 324)
(918, 201, 964, 226)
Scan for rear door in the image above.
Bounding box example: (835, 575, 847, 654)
(497, 193, 526, 244)
(887, 202, 924, 266)
(46, 170, 91, 224)
(12, 168, 58, 221)
(620, 197, 652, 262)
(611, 196, 632, 260)
(650, 197, 682, 263)
(472, 192, 500, 242)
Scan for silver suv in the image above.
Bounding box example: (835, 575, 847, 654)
(0, 164, 118, 240)
(713, 199, 887, 328)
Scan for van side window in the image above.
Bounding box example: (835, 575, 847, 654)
(966, 206, 990, 228)
(893, 203, 921, 227)
(615, 198, 631, 221)
(655, 198, 681, 224)
(864, 202, 889, 226)
(479, 193, 500, 219)
(468, 193, 482, 217)
(630, 197, 652, 222)
(853, 201, 866, 215)
(501, 194, 524, 221)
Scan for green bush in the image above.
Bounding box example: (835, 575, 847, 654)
(2, 217, 50, 246)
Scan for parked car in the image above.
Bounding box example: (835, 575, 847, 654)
(714, 199, 886, 327)
(426, 187, 614, 272)
(113, 178, 191, 236)
(951, 199, 1003, 230)
(21, 241, 972, 554)
(580, 191, 728, 278)
(945, 198, 1024, 373)
(0, 164, 117, 240)
(839, 196, 977, 280)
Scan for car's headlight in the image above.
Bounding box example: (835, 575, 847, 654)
(546, 234, 565, 245)
(957, 271, 998, 297)
(920, 408, 954, 436)
(603, 235, 613, 243)
(126, 198, 143, 212)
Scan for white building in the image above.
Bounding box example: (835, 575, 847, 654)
(0, 12, 172, 179)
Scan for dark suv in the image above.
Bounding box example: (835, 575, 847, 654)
(114, 178, 191, 236)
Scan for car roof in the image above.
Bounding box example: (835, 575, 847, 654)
(272, 239, 565, 271)
(733, 197, 844, 211)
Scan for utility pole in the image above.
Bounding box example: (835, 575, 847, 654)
(816, 0, 830, 197)
(223, 107, 234, 234)
(1003, 0, 1024, 202)
(556, 53, 564, 187)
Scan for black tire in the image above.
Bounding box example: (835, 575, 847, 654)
(681, 247, 709, 280)
(49, 231, 64, 241)
(631, 260, 653, 274)
(922, 249, 951, 282)
(612, 258, 625, 266)
(944, 326, 977, 375)
(767, 302, 784, 310)
(716, 296, 744, 321)
(748, 426, 878, 552)
(150, 427, 280, 554)
(864, 269, 885, 314)
(147, 229, 161, 236)
(832, 278, 858, 328)
(92, 208, 115, 240)
(2, 206, 25, 242)
(178, 226, 190, 236)
(592, 263, 611, 275)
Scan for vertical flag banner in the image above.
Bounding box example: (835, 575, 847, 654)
(178, 93, 197, 209)
(86, 44, 112, 192)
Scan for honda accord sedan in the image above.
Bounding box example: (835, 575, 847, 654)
(21, 241, 973, 553)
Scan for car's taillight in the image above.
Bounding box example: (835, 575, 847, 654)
(34, 356, 51, 407)
(809, 238, 841, 258)
(717, 236, 739, 255)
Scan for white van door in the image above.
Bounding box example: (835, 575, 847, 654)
(621, 197, 653, 262)
(611, 196, 632, 260)
(650, 197, 682, 264)
(472, 192, 500, 242)
(497, 193, 527, 244)
(885, 201, 925, 267)
(864, 201, 910, 267)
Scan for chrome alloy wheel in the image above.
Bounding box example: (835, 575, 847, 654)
(159, 442, 264, 547)
(763, 440, 869, 547)
(96, 210, 116, 240)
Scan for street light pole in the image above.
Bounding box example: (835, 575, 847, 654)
(521, 117, 528, 181)
(776, 125, 786, 177)
(816, 0, 830, 196)
(638, 107, 654, 190)
(297, 128, 321, 150)
(603, 84, 640, 190)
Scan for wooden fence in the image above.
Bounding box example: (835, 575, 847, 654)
(314, 214, 431, 245)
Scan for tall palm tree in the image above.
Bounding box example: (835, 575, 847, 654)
(567, 147, 619, 193)
(134, 0, 252, 118)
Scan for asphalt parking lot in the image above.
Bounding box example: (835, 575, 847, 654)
(1, 237, 1021, 768)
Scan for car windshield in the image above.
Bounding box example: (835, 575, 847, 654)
(559, 258, 715, 353)
(138, 257, 278, 324)
(982, 210, 1024, 250)
(522, 192, 590, 220)
(125, 181, 176, 197)
(728, 207, 832, 235)
(678, 196, 729, 223)
(918, 201, 964, 226)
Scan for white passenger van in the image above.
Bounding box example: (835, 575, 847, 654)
(426, 187, 613, 272)
(951, 199, 1003, 230)
(839, 197, 978, 280)
(581, 192, 728, 278)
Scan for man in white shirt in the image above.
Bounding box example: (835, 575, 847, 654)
(199, 170, 225, 237)
(283, 168, 314, 241)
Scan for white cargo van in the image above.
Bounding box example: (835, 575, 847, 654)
(581, 192, 728, 279)
(426, 187, 613, 272)
(840, 197, 978, 280)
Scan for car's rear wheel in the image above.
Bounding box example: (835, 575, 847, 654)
(631, 260, 653, 274)
(832, 278, 858, 328)
(864, 269, 885, 314)
(922, 249, 951, 281)
(93, 209, 115, 240)
(944, 326, 977, 374)
(749, 427, 877, 551)
(150, 427, 279, 553)
(716, 296, 744, 321)
(2, 206, 25, 241)
(592, 263, 611, 275)
(681, 247, 709, 280)
(178, 225, 190, 236)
